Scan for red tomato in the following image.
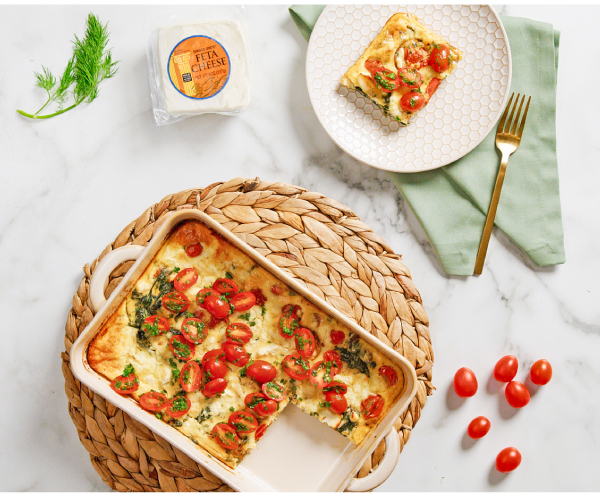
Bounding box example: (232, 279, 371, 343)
(361, 394, 384, 420)
(221, 342, 250, 367)
(169, 335, 195, 361)
(230, 292, 256, 312)
(244, 393, 277, 417)
(496, 447, 522, 473)
(212, 423, 240, 450)
(139, 392, 169, 412)
(166, 396, 190, 418)
(404, 46, 429, 67)
(213, 278, 239, 296)
(323, 351, 342, 374)
(453, 367, 478, 398)
(330, 330, 345, 345)
(202, 378, 228, 398)
(226, 323, 252, 345)
(505, 381, 530, 408)
(180, 361, 202, 393)
(251, 288, 267, 306)
(202, 349, 225, 367)
(530, 359, 552, 385)
(185, 243, 203, 257)
(378, 365, 399, 386)
(371, 67, 400, 92)
(325, 392, 348, 414)
(426, 77, 441, 99)
(262, 381, 286, 402)
(271, 285, 284, 295)
(174, 268, 198, 292)
(246, 360, 277, 384)
(494, 355, 519, 383)
(309, 361, 337, 388)
(397, 67, 423, 89)
(400, 92, 426, 112)
(181, 317, 207, 345)
(467, 416, 491, 439)
(162, 291, 190, 314)
(294, 328, 316, 358)
(255, 423, 268, 440)
(208, 315, 226, 329)
(282, 353, 310, 381)
(323, 381, 348, 395)
(111, 374, 139, 395)
(365, 58, 384, 73)
(141, 316, 169, 337)
(278, 307, 300, 338)
(204, 355, 228, 380)
(196, 288, 221, 308)
(204, 294, 231, 319)
(429, 44, 451, 73)
(229, 410, 258, 434)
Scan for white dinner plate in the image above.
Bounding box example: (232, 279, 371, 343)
(306, 5, 512, 173)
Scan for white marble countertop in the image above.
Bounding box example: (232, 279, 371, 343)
(1, 4, 599, 492)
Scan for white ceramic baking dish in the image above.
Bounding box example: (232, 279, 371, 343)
(70, 210, 418, 491)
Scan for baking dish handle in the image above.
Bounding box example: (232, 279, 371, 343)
(89, 245, 145, 313)
(345, 428, 400, 492)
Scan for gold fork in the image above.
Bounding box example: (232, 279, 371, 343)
(473, 93, 531, 275)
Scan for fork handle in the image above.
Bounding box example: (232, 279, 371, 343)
(473, 152, 510, 275)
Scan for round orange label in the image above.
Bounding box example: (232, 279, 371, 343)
(167, 36, 230, 100)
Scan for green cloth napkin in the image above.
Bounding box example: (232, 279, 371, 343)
(290, 5, 565, 276)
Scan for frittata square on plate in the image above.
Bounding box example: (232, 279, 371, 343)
(341, 13, 463, 125)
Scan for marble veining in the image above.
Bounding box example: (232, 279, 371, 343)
(0, 4, 599, 492)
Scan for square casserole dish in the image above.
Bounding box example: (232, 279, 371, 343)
(70, 210, 418, 491)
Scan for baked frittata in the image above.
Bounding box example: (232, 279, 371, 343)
(341, 12, 463, 124)
(88, 220, 405, 468)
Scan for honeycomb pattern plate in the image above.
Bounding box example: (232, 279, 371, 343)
(306, 5, 512, 173)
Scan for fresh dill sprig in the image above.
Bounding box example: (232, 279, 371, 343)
(17, 13, 117, 120)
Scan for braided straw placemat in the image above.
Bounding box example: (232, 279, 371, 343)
(61, 178, 434, 492)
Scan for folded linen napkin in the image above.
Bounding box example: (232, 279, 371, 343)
(290, 5, 565, 276)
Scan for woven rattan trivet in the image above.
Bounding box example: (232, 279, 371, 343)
(61, 178, 434, 492)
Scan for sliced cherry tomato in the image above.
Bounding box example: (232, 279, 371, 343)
(251, 288, 267, 306)
(330, 330, 345, 345)
(174, 268, 198, 292)
(202, 349, 225, 367)
(505, 381, 530, 408)
(212, 422, 239, 450)
(371, 67, 399, 92)
(196, 288, 221, 308)
(404, 45, 429, 67)
(169, 335, 196, 361)
(365, 58, 384, 73)
(294, 328, 316, 358)
(397, 67, 423, 89)
(230, 292, 256, 312)
(271, 285, 284, 295)
(181, 317, 207, 345)
(453, 367, 478, 398)
(278, 307, 300, 338)
(323, 351, 342, 374)
(202, 378, 228, 398)
(255, 423, 268, 440)
(244, 392, 277, 417)
(378, 365, 399, 386)
(309, 361, 337, 388)
(426, 77, 441, 99)
(162, 291, 190, 314)
(325, 392, 348, 414)
(185, 243, 203, 257)
(494, 355, 519, 383)
(530, 359, 552, 385)
(262, 381, 286, 402)
(204, 294, 231, 319)
(221, 342, 250, 367)
(208, 315, 226, 329)
(226, 323, 252, 345)
(496, 447, 522, 473)
(139, 391, 169, 412)
(282, 353, 310, 381)
(467, 416, 491, 439)
(246, 360, 277, 384)
(204, 355, 228, 380)
(213, 278, 239, 296)
(400, 92, 426, 112)
(141, 315, 169, 337)
(323, 381, 347, 395)
(361, 394, 384, 420)
(429, 44, 450, 73)
(111, 374, 139, 395)
(180, 360, 202, 393)
(229, 410, 258, 434)
(166, 396, 190, 418)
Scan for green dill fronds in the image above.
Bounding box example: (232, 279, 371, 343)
(35, 67, 56, 93)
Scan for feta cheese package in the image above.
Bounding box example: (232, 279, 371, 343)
(145, 6, 259, 125)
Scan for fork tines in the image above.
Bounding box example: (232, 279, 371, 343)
(498, 93, 531, 139)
